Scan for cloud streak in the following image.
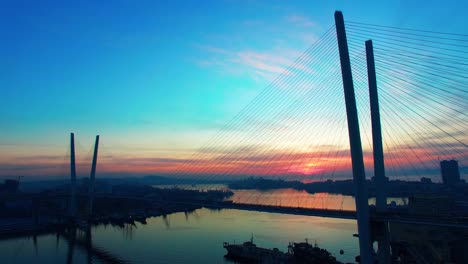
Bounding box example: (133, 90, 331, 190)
(193, 14, 322, 83)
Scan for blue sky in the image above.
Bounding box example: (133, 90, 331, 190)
(0, 0, 467, 178)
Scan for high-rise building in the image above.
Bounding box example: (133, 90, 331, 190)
(0, 179, 19, 193)
(440, 160, 461, 186)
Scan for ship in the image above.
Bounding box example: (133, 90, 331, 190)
(290, 239, 341, 264)
(223, 234, 291, 263)
(223, 236, 342, 264)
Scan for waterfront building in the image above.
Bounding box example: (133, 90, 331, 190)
(440, 160, 461, 186)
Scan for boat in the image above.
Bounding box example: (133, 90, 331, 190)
(223, 236, 342, 264)
(223, 234, 291, 263)
(290, 239, 341, 264)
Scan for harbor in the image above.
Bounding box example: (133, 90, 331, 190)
(0, 208, 360, 263)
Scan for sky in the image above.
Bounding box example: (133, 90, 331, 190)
(1, 0, 467, 180)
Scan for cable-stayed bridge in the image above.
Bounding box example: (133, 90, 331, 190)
(4, 11, 467, 264)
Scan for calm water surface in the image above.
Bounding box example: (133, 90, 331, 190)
(0, 208, 358, 264)
(1, 186, 406, 263)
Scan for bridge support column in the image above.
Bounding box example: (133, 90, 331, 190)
(365, 40, 387, 212)
(366, 40, 391, 263)
(371, 220, 392, 264)
(85, 225, 93, 264)
(69, 133, 77, 220)
(88, 135, 100, 218)
(334, 11, 372, 264)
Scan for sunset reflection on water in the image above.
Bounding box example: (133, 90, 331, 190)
(230, 188, 407, 211)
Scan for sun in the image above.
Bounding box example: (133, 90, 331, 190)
(300, 162, 324, 175)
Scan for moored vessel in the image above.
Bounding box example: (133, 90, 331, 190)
(223, 235, 291, 263)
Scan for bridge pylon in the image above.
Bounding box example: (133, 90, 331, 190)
(365, 40, 391, 264)
(88, 135, 100, 218)
(69, 133, 77, 220)
(334, 11, 372, 264)
(67, 133, 101, 222)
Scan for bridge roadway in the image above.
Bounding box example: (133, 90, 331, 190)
(84, 194, 468, 229)
(205, 202, 358, 220)
(206, 202, 468, 229)
(92, 193, 468, 229)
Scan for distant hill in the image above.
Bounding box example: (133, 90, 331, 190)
(228, 177, 467, 197)
(17, 175, 231, 192)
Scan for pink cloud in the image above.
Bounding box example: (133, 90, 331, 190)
(193, 13, 322, 82)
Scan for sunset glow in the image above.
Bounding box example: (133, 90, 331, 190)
(1, 1, 466, 181)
